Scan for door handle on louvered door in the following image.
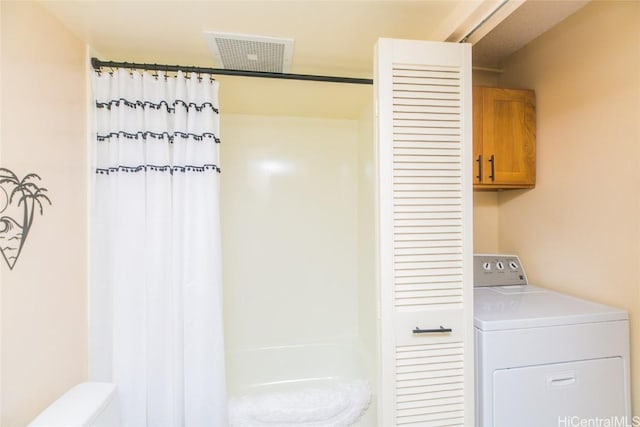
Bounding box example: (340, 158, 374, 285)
(413, 326, 453, 334)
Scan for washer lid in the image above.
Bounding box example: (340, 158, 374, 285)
(474, 285, 628, 331)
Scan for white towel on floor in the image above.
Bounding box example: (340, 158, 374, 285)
(228, 380, 371, 427)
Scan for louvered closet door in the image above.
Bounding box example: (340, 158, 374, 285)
(375, 39, 474, 426)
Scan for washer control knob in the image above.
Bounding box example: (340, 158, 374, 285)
(483, 262, 491, 271)
(509, 261, 519, 270)
(496, 261, 505, 270)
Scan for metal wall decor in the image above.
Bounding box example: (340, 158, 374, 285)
(0, 168, 51, 270)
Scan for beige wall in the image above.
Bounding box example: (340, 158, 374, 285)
(0, 2, 87, 425)
(473, 191, 499, 253)
(497, 0, 640, 414)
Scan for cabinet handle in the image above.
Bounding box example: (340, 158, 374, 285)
(489, 154, 495, 182)
(476, 155, 483, 182)
(413, 326, 452, 334)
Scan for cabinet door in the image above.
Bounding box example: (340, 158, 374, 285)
(472, 86, 484, 185)
(375, 38, 474, 426)
(481, 88, 536, 186)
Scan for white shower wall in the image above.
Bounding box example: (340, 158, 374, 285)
(220, 113, 376, 379)
(221, 114, 358, 349)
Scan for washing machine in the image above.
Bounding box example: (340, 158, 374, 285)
(474, 254, 631, 427)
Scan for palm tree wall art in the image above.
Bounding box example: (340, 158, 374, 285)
(0, 168, 51, 270)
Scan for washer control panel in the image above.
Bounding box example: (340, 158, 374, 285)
(474, 254, 527, 287)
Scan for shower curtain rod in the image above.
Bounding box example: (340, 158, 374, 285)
(91, 57, 373, 85)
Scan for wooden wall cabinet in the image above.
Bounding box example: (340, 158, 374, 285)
(473, 86, 536, 189)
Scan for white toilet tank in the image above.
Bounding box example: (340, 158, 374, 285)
(28, 382, 120, 427)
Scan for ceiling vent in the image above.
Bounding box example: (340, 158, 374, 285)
(205, 32, 294, 73)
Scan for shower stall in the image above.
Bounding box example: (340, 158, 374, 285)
(220, 111, 378, 425)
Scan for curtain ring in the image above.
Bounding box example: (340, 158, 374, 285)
(126, 62, 134, 77)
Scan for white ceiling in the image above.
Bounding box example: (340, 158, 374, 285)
(39, 0, 465, 77)
(37, 0, 589, 118)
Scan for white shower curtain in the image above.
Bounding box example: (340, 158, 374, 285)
(90, 68, 226, 426)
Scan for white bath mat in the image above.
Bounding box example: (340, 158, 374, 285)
(228, 380, 371, 427)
